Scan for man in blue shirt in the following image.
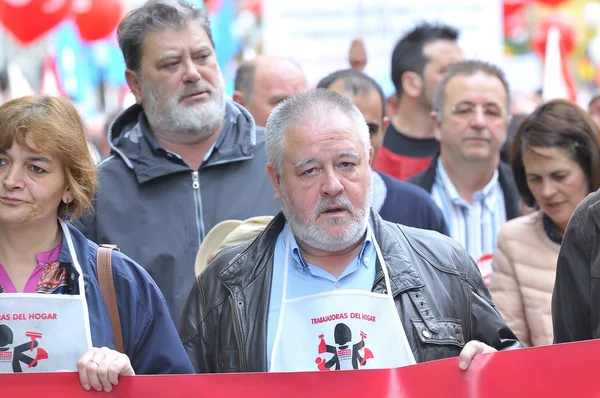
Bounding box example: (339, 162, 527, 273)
(180, 89, 520, 373)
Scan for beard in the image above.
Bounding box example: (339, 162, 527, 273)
(279, 177, 373, 252)
(141, 71, 227, 144)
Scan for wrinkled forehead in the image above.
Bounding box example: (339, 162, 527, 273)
(444, 72, 508, 107)
(141, 24, 214, 63)
(283, 113, 365, 159)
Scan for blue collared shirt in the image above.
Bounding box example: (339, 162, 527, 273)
(431, 158, 506, 261)
(266, 219, 377, 364)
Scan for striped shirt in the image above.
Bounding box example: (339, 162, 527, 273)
(431, 158, 506, 266)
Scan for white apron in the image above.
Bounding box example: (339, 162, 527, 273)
(0, 220, 93, 373)
(269, 226, 416, 372)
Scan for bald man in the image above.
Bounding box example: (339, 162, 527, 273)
(233, 55, 307, 126)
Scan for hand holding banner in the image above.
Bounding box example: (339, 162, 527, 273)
(2, 338, 600, 397)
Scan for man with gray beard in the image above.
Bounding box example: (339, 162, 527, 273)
(180, 89, 520, 374)
(74, 0, 280, 325)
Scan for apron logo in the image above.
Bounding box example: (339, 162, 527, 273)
(477, 253, 494, 287)
(315, 323, 375, 370)
(0, 325, 50, 372)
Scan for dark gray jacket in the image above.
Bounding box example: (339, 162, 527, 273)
(74, 101, 281, 324)
(409, 153, 521, 221)
(553, 188, 600, 343)
(179, 211, 520, 373)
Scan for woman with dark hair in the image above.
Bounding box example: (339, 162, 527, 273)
(489, 99, 600, 346)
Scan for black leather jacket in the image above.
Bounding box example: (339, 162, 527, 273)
(553, 189, 600, 343)
(179, 212, 520, 373)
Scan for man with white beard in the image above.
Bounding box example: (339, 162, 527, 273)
(74, 0, 280, 324)
(180, 89, 520, 374)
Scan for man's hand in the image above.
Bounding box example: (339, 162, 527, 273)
(77, 347, 135, 393)
(458, 340, 496, 370)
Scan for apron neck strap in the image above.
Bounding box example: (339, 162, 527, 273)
(282, 223, 394, 296)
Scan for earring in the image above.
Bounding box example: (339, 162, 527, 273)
(62, 201, 71, 221)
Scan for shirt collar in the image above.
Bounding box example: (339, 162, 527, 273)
(284, 218, 375, 274)
(435, 157, 499, 210)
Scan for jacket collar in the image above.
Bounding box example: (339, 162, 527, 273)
(218, 211, 425, 296)
(57, 223, 88, 294)
(412, 152, 521, 220)
(106, 101, 259, 184)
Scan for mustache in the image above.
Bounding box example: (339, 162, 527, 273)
(464, 129, 491, 140)
(314, 197, 354, 217)
(179, 84, 214, 99)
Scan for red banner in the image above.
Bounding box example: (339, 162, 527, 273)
(3, 339, 600, 397)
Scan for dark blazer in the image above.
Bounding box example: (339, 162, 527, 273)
(408, 153, 521, 221)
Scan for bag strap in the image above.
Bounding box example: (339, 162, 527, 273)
(96, 244, 124, 353)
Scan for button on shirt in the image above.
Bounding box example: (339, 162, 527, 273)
(267, 220, 377, 363)
(431, 158, 506, 261)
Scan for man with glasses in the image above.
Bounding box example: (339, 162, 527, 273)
(409, 61, 521, 286)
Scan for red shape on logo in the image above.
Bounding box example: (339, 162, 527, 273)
(25, 331, 43, 352)
(360, 348, 375, 366)
(318, 334, 326, 354)
(28, 347, 49, 368)
(315, 357, 330, 371)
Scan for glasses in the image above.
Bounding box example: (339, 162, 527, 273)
(450, 102, 506, 121)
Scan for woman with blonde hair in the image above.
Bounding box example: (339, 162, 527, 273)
(0, 96, 193, 390)
(490, 99, 600, 346)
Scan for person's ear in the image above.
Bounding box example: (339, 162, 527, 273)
(266, 164, 282, 200)
(125, 69, 143, 105)
(232, 90, 246, 107)
(62, 187, 74, 205)
(401, 71, 423, 99)
(382, 116, 390, 133)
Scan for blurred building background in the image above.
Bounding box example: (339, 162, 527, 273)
(0, 0, 598, 119)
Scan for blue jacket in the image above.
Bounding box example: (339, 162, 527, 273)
(377, 171, 448, 235)
(56, 224, 194, 374)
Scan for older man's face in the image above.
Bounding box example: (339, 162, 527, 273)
(267, 111, 373, 252)
(434, 71, 508, 164)
(131, 23, 226, 141)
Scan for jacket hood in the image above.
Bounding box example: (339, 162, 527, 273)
(105, 100, 260, 182)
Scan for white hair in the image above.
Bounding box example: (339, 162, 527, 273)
(264, 89, 371, 174)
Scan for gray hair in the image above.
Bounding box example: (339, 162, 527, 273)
(265, 89, 371, 174)
(117, 0, 214, 72)
(316, 69, 386, 119)
(234, 61, 256, 99)
(433, 60, 511, 123)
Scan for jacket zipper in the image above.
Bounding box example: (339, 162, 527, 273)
(192, 171, 206, 243)
(229, 296, 247, 371)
